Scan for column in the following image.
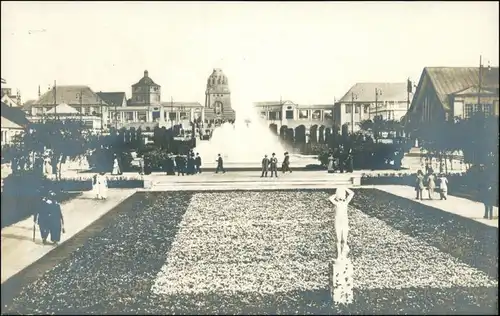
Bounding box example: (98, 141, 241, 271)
(201, 108, 205, 122)
(134, 111, 138, 122)
(190, 108, 194, 121)
(160, 106, 165, 122)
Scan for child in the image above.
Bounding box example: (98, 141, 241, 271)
(329, 187, 355, 259)
(438, 173, 448, 200)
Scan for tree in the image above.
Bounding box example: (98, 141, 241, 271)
(10, 118, 94, 179)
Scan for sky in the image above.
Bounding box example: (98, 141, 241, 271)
(1, 1, 499, 106)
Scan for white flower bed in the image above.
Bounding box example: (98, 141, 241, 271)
(151, 191, 497, 299)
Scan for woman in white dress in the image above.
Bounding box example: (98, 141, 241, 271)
(92, 173, 99, 199)
(97, 172, 108, 200)
(112, 157, 121, 175)
(329, 186, 355, 259)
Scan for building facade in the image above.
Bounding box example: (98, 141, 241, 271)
(1, 101, 29, 146)
(407, 67, 499, 126)
(254, 101, 334, 129)
(29, 85, 110, 131)
(334, 82, 412, 133)
(130, 70, 161, 106)
(204, 68, 235, 122)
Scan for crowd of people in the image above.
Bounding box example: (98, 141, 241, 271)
(140, 150, 203, 176)
(260, 152, 292, 178)
(414, 164, 496, 220)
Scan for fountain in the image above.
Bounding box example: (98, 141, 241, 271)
(195, 66, 318, 169)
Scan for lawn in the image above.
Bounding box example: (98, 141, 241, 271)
(2, 189, 498, 315)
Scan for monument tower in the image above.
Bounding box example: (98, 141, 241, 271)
(204, 69, 235, 122)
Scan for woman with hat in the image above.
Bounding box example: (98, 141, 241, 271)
(44, 190, 65, 246)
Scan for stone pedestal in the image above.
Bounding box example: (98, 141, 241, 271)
(330, 257, 354, 306)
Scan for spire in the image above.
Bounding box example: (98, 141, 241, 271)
(144, 70, 149, 78)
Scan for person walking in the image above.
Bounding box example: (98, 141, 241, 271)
(34, 192, 51, 245)
(97, 172, 108, 200)
(175, 154, 185, 176)
(426, 171, 436, 200)
(261, 154, 269, 178)
(282, 152, 292, 173)
(111, 155, 121, 175)
(269, 153, 278, 178)
(327, 153, 335, 174)
(45, 190, 65, 246)
(92, 173, 99, 199)
(480, 180, 494, 220)
(438, 173, 449, 200)
(415, 170, 425, 200)
(195, 153, 202, 174)
(215, 154, 225, 174)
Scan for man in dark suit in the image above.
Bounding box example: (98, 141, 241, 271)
(215, 154, 225, 174)
(269, 153, 278, 178)
(175, 154, 185, 176)
(195, 153, 202, 174)
(261, 154, 269, 177)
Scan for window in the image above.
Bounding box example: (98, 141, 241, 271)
(84, 106, 90, 114)
(345, 104, 352, 114)
(260, 111, 267, 119)
(138, 112, 147, 122)
(269, 111, 280, 120)
(125, 112, 134, 121)
(482, 104, 492, 116)
(299, 110, 309, 119)
(311, 109, 321, 120)
(354, 105, 359, 114)
(464, 104, 473, 119)
(323, 110, 333, 120)
(180, 112, 188, 120)
(285, 110, 294, 119)
(364, 104, 369, 113)
(169, 112, 176, 121)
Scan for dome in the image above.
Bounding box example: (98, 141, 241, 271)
(207, 68, 229, 88)
(132, 70, 160, 87)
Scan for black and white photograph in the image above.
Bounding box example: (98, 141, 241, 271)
(1, 1, 498, 315)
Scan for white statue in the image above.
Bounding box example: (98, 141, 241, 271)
(329, 186, 355, 306)
(329, 186, 354, 259)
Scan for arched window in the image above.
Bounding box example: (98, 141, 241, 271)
(214, 101, 223, 116)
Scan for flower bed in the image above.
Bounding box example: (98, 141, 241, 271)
(4, 189, 497, 315)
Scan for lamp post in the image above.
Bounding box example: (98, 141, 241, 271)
(76, 90, 83, 125)
(477, 55, 491, 115)
(374, 88, 383, 121)
(350, 92, 358, 134)
(374, 88, 383, 141)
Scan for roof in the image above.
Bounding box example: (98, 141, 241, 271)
(339, 82, 409, 103)
(22, 99, 36, 112)
(1, 101, 29, 127)
(132, 70, 160, 87)
(45, 103, 80, 114)
(296, 104, 335, 109)
(96, 92, 126, 107)
(1, 94, 20, 107)
(253, 100, 296, 107)
(160, 101, 203, 108)
(33, 85, 108, 106)
(1, 116, 23, 129)
(424, 67, 499, 106)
